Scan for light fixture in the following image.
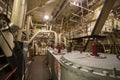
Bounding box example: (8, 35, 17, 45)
(44, 15, 49, 20)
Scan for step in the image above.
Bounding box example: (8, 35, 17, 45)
(5, 68, 17, 80)
(0, 63, 9, 72)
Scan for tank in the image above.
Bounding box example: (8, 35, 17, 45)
(60, 51, 120, 80)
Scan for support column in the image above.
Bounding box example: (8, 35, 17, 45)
(26, 16, 32, 41)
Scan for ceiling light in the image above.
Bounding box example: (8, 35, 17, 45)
(44, 15, 49, 20)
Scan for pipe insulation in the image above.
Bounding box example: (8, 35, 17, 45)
(0, 32, 14, 57)
(11, 0, 26, 28)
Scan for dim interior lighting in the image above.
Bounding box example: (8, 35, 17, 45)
(44, 15, 49, 20)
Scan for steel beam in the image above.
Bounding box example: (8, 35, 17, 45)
(84, 0, 117, 51)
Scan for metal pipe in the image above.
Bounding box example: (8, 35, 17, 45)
(19, 0, 26, 28)
(69, 18, 78, 23)
(29, 30, 58, 45)
(53, 0, 68, 21)
(26, 16, 32, 41)
(27, 7, 39, 14)
(49, 24, 52, 31)
(70, 2, 94, 12)
(71, 13, 81, 17)
(59, 33, 62, 44)
(34, 23, 46, 26)
(11, 0, 26, 28)
(61, 17, 64, 27)
(84, 0, 117, 51)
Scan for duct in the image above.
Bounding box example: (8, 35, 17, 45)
(11, 0, 26, 28)
(84, 0, 117, 51)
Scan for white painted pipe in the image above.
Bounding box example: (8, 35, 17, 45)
(49, 24, 52, 31)
(11, 0, 26, 41)
(59, 33, 62, 44)
(11, 0, 26, 28)
(26, 16, 32, 40)
(59, 33, 67, 46)
(29, 30, 58, 45)
(0, 32, 14, 57)
(63, 37, 67, 47)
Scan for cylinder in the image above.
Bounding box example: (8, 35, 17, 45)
(11, 0, 26, 28)
(26, 16, 32, 40)
(0, 32, 14, 57)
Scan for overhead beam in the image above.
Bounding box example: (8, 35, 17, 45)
(27, 6, 39, 14)
(53, 0, 68, 21)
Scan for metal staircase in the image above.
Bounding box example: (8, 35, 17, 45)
(84, 0, 117, 51)
(0, 48, 17, 80)
(98, 32, 120, 54)
(109, 33, 120, 54)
